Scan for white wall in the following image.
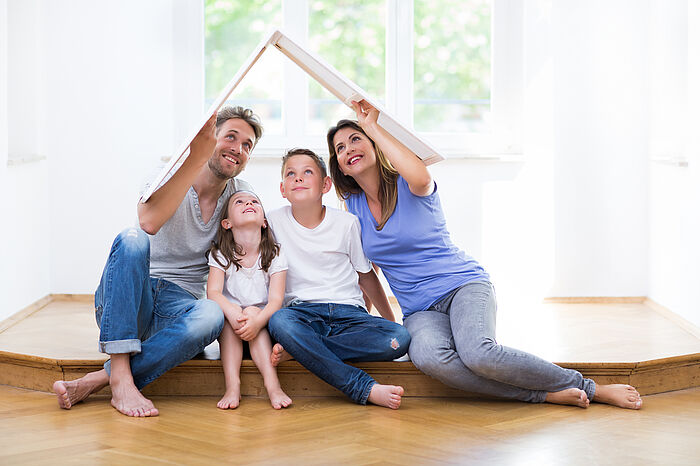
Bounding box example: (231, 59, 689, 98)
(648, 0, 700, 328)
(549, 0, 650, 297)
(42, 0, 185, 293)
(1, 0, 9, 319)
(0, 0, 194, 322)
(3, 0, 698, 327)
(2, 0, 51, 321)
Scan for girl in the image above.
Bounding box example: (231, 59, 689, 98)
(326, 100, 642, 410)
(207, 190, 292, 410)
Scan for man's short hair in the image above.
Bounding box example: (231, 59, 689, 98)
(216, 106, 264, 146)
(281, 148, 328, 178)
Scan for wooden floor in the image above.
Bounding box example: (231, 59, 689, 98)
(2, 384, 700, 465)
(2, 296, 700, 463)
(1, 295, 700, 397)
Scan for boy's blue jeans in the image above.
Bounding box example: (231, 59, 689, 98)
(268, 302, 411, 404)
(94, 228, 224, 389)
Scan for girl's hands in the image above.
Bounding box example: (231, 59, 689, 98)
(235, 310, 264, 341)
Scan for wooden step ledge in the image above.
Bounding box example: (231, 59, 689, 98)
(2, 349, 699, 398)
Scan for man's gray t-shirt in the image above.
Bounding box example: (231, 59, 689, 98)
(147, 177, 253, 299)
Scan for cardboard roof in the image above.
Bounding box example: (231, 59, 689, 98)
(141, 29, 443, 203)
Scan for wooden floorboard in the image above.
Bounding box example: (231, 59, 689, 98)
(1, 384, 699, 464)
(1, 295, 699, 397)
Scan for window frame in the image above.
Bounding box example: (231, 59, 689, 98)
(204, 0, 523, 159)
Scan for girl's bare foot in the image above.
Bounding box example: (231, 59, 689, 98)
(217, 386, 241, 410)
(368, 384, 404, 409)
(110, 380, 159, 417)
(267, 386, 292, 409)
(52, 370, 109, 409)
(593, 384, 643, 409)
(270, 343, 293, 367)
(545, 388, 590, 408)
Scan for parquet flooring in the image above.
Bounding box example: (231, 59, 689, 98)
(1, 384, 699, 465)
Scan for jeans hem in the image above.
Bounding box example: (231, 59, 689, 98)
(99, 339, 141, 355)
(358, 380, 375, 405)
(585, 379, 597, 401)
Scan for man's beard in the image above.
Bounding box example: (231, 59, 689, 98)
(208, 157, 241, 180)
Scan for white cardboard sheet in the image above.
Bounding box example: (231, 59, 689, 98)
(140, 29, 443, 203)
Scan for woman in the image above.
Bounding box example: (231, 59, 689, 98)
(326, 100, 642, 409)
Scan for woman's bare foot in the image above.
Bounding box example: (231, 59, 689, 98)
(110, 379, 159, 417)
(593, 384, 643, 409)
(53, 370, 109, 409)
(368, 384, 404, 410)
(266, 386, 292, 410)
(217, 385, 241, 410)
(270, 344, 293, 367)
(545, 388, 590, 408)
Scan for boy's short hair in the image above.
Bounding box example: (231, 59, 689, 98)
(281, 148, 328, 178)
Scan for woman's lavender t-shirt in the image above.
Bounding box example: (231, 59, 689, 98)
(345, 176, 489, 317)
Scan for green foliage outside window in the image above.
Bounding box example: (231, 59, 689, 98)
(204, 0, 281, 102)
(205, 0, 491, 134)
(414, 0, 491, 132)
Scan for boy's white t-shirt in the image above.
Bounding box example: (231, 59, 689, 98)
(266, 206, 371, 308)
(207, 249, 288, 308)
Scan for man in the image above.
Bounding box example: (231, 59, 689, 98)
(52, 106, 263, 417)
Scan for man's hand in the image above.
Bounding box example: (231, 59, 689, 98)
(189, 113, 217, 166)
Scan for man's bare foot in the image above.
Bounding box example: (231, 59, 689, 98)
(545, 388, 590, 408)
(217, 386, 241, 410)
(368, 384, 403, 409)
(53, 370, 109, 409)
(266, 386, 292, 410)
(110, 380, 159, 417)
(270, 343, 293, 367)
(593, 384, 643, 409)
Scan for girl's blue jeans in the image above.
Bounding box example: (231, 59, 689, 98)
(268, 302, 411, 404)
(94, 228, 224, 389)
(403, 281, 596, 403)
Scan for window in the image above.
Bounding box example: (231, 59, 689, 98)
(204, 0, 522, 157)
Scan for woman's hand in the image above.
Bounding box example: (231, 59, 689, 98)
(350, 99, 433, 197)
(351, 100, 379, 130)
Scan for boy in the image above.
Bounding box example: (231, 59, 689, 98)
(266, 148, 410, 410)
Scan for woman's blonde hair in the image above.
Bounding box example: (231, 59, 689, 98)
(327, 120, 398, 230)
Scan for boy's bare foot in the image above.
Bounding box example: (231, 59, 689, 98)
(267, 386, 292, 410)
(110, 380, 159, 417)
(53, 370, 109, 409)
(593, 384, 643, 409)
(545, 388, 590, 408)
(217, 386, 241, 410)
(368, 384, 404, 410)
(270, 343, 292, 367)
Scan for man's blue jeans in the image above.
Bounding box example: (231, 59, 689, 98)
(268, 302, 410, 404)
(94, 227, 224, 389)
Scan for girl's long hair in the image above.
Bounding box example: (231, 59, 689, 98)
(208, 198, 280, 272)
(327, 119, 399, 230)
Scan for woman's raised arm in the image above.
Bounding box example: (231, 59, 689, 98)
(351, 100, 433, 197)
